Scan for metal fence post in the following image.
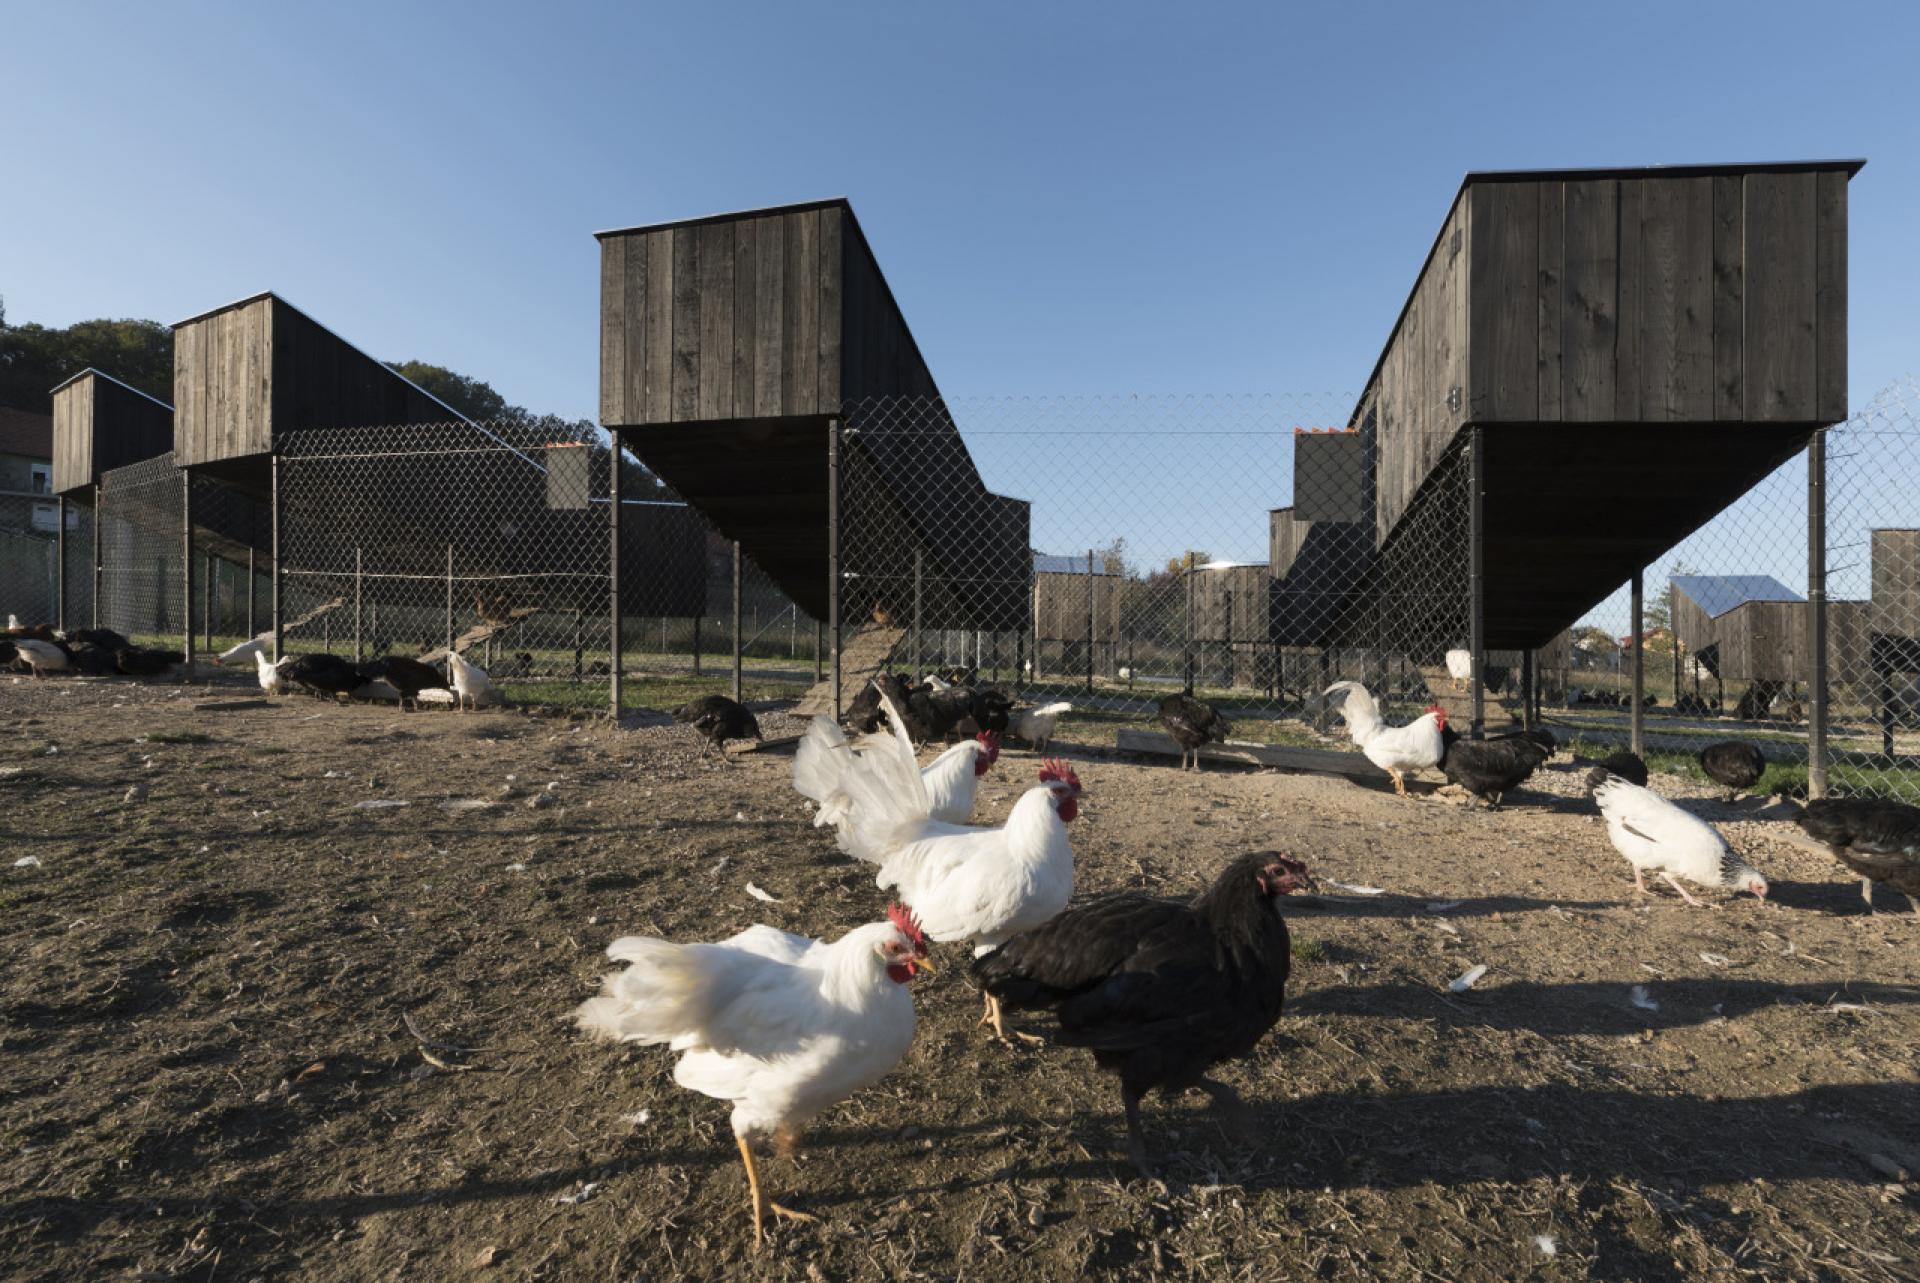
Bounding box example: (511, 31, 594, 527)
(92, 490, 102, 629)
(1467, 428, 1486, 738)
(246, 547, 257, 639)
(814, 620, 823, 682)
(1808, 427, 1829, 798)
(55, 496, 66, 632)
(353, 546, 364, 663)
(912, 546, 923, 679)
(181, 471, 195, 671)
(827, 415, 843, 717)
(1184, 564, 1195, 691)
(203, 552, 216, 654)
(270, 449, 282, 659)
(1520, 649, 1535, 730)
(444, 545, 455, 655)
(609, 442, 623, 719)
(1086, 550, 1096, 695)
(1630, 570, 1646, 756)
(731, 540, 744, 703)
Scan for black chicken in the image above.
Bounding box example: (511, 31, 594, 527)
(674, 694, 762, 760)
(1439, 725, 1551, 808)
(1494, 727, 1557, 755)
(1159, 692, 1231, 772)
(283, 652, 362, 700)
(357, 656, 449, 710)
(1796, 798, 1920, 914)
(1591, 750, 1649, 788)
(972, 852, 1314, 1177)
(1698, 741, 1766, 802)
(114, 646, 183, 678)
(68, 627, 133, 651)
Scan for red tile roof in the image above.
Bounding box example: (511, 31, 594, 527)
(0, 407, 52, 461)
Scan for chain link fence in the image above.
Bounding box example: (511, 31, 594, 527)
(60, 501, 94, 629)
(837, 395, 1495, 750)
(96, 454, 184, 647)
(0, 526, 57, 627)
(1827, 378, 1920, 801)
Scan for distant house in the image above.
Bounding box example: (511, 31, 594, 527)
(0, 406, 57, 531)
(0, 406, 60, 624)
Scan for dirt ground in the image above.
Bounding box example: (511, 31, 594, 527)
(3, 675, 1918, 1283)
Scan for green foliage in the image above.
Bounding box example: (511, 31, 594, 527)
(0, 300, 174, 412)
(386, 360, 514, 421)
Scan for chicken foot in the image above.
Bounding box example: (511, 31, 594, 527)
(1387, 769, 1408, 799)
(1658, 871, 1707, 907)
(979, 992, 1043, 1046)
(736, 1135, 818, 1247)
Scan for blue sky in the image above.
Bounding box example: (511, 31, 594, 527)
(5, 3, 1916, 633)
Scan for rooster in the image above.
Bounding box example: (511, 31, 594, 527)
(1011, 701, 1072, 753)
(1323, 681, 1446, 799)
(1698, 741, 1766, 802)
(574, 906, 931, 1245)
(972, 852, 1313, 1177)
(1438, 724, 1550, 808)
(836, 691, 1083, 1043)
(1158, 692, 1230, 772)
(794, 718, 999, 853)
(675, 694, 762, 761)
(1794, 798, 1920, 914)
(1589, 769, 1768, 906)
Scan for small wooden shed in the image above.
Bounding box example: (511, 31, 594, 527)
(1351, 160, 1862, 649)
(50, 369, 174, 501)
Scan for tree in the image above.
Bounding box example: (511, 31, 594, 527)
(1642, 559, 1698, 658)
(387, 360, 515, 422)
(0, 302, 174, 412)
(1164, 550, 1212, 576)
(1094, 537, 1133, 578)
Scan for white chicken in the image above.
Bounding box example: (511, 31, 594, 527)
(216, 637, 268, 667)
(794, 718, 1000, 855)
(1589, 769, 1769, 906)
(14, 637, 70, 678)
(253, 648, 294, 695)
(1323, 681, 1447, 799)
(836, 691, 1082, 1043)
(1445, 647, 1472, 691)
(1010, 701, 1072, 753)
(574, 906, 930, 1244)
(445, 650, 495, 711)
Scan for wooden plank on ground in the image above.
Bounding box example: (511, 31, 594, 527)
(1114, 727, 1385, 779)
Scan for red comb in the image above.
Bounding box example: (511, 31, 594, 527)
(886, 903, 927, 955)
(1038, 757, 1082, 790)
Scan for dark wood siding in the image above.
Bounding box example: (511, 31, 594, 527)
(52, 372, 175, 497)
(174, 294, 454, 469)
(597, 200, 939, 427)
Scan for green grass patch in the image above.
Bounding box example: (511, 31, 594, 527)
(1290, 937, 1326, 965)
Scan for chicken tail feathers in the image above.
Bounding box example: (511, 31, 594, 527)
(836, 689, 934, 862)
(574, 936, 726, 1046)
(793, 716, 856, 827)
(1322, 680, 1383, 746)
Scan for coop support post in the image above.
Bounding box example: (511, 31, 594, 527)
(827, 415, 842, 718)
(55, 497, 66, 631)
(181, 470, 195, 671)
(353, 546, 364, 663)
(731, 540, 743, 703)
(270, 450, 282, 659)
(1184, 564, 1195, 692)
(203, 552, 216, 655)
(91, 490, 102, 629)
(1467, 428, 1486, 739)
(1521, 649, 1535, 730)
(246, 547, 257, 639)
(814, 619, 823, 682)
(1630, 570, 1646, 757)
(444, 545, 455, 655)
(609, 440, 623, 719)
(912, 546, 923, 678)
(1808, 427, 1829, 798)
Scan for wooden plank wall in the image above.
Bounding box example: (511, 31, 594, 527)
(1370, 166, 1851, 541)
(174, 298, 273, 468)
(600, 203, 937, 427)
(1872, 529, 1920, 639)
(50, 376, 94, 494)
(1669, 585, 1717, 656)
(1033, 571, 1124, 644)
(54, 374, 177, 496)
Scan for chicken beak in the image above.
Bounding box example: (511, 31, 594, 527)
(912, 956, 936, 976)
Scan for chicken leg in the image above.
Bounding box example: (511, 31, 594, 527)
(1387, 768, 1408, 799)
(1658, 871, 1707, 907)
(736, 1135, 817, 1247)
(979, 992, 1043, 1046)
(1121, 1085, 1156, 1179)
